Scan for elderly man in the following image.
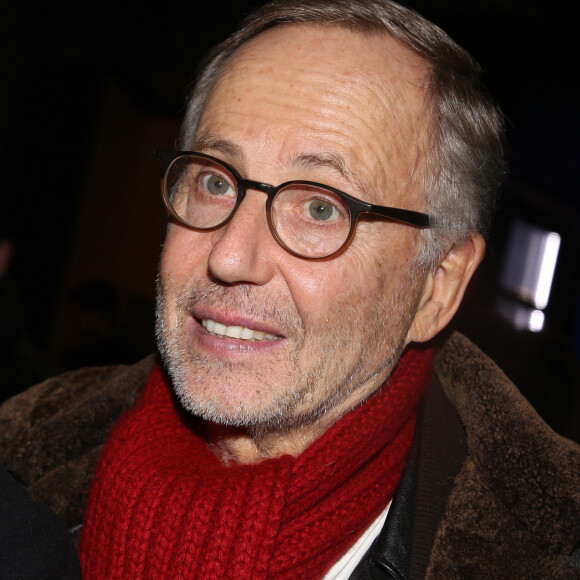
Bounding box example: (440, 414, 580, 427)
(1, 0, 578, 578)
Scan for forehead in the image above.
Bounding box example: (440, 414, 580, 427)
(197, 24, 430, 203)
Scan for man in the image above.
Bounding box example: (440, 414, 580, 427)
(1, 0, 578, 578)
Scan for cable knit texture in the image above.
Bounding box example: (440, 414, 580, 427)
(79, 348, 433, 579)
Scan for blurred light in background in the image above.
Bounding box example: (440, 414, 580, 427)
(497, 219, 561, 332)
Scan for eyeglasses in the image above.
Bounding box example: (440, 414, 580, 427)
(155, 150, 433, 260)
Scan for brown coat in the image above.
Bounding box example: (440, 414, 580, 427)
(1, 333, 578, 578)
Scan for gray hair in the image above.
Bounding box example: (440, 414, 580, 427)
(179, 0, 508, 270)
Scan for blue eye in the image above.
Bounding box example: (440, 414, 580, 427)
(202, 174, 235, 196)
(307, 199, 339, 221)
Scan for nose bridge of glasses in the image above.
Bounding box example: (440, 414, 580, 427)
(227, 178, 278, 235)
(238, 178, 278, 201)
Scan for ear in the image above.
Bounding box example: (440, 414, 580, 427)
(406, 233, 485, 344)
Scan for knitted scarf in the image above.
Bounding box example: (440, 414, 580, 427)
(79, 347, 433, 579)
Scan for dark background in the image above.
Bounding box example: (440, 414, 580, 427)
(1, 0, 578, 439)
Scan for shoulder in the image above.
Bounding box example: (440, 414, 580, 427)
(0, 355, 157, 526)
(429, 332, 579, 578)
(1, 355, 158, 458)
(434, 331, 579, 475)
(1, 356, 156, 437)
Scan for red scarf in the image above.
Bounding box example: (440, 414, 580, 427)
(80, 348, 433, 579)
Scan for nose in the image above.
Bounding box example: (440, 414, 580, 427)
(207, 190, 277, 285)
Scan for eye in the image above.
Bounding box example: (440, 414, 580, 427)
(307, 199, 339, 221)
(201, 173, 235, 197)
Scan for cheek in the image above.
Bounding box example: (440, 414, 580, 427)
(280, 261, 329, 323)
(281, 252, 385, 327)
(161, 226, 211, 285)
(360, 223, 420, 274)
(320, 225, 421, 311)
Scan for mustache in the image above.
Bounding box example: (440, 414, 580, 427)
(157, 274, 302, 333)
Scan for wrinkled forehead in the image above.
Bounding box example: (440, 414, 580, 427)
(198, 24, 432, 204)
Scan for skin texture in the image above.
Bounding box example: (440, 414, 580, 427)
(156, 24, 484, 463)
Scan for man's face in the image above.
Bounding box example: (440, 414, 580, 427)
(157, 24, 431, 431)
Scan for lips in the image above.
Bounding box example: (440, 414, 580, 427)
(201, 318, 282, 341)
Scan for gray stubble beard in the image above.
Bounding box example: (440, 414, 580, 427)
(154, 269, 421, 435)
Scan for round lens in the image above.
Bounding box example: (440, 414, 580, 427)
(165, 155, 238, 229)
(271, 184, 351, 258)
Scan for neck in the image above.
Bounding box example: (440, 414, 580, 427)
(204, 424, 311, 464)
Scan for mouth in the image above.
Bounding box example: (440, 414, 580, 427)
(201, 318, 283, 342)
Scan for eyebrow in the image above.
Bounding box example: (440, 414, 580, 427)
(191, 133, 373, 200)
(191, 134, 247, 164)
(291, 151, 348, 179)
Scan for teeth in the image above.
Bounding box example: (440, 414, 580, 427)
(201, 319, 280, 341)
(213, 321, 226, 335)
(241, 327, 255, 339)
(225, 326, 243, 339)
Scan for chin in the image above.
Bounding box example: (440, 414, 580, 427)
(171, 378, 290, 429)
